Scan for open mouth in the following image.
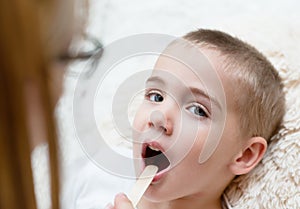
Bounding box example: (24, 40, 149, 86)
(142, 143, 170, 173)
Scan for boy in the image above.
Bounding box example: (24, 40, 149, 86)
(111, 29, 285, 209)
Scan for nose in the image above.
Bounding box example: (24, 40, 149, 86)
(148, 110, 173, 135)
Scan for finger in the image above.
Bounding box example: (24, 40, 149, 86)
(114, 193, 134, 209)
(104, 203, 114, 209)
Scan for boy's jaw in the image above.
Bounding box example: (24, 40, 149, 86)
(141, 141, 171, 182)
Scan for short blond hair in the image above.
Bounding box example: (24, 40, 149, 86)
(184, 29, 285, 141)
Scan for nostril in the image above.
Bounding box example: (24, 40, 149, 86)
(148, 121, 154, 128)
(148, 111, 173, 135)
(164, 124, 172, 135)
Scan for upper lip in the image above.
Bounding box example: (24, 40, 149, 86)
(141, 141, 171, 173)
(142, 141, 165, 158)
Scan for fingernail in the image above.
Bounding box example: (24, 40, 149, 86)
(116, 193, 127, 199)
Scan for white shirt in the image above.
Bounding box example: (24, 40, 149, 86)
(61, 154, 135, 209)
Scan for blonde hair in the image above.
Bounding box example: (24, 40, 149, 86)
(184, 29, 285, 142)
(0, 0, 87, 209)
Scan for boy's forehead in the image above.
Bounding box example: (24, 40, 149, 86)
(153, 45, 223, 84)
(155, 41, 225, 76)
(150, 42, 232, 112)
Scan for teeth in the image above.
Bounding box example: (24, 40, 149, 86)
(148, 145, 160, 152)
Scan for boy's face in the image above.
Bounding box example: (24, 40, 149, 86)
(132, 45, 243, 202)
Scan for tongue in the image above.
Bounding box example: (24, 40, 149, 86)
(145, 152, 170, 173)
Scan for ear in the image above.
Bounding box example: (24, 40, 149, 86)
(229, 137, 267, 175)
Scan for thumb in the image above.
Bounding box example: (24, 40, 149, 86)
(114, 193, 134, 209)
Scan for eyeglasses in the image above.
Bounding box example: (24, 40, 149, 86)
(58, 34, 103, 78)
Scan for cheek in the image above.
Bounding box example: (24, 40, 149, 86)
(182, 126, 210, 164)
(189, 130, 207, 155)
(167, 125, 208, 168)
(132, 105, 147, 156)
(132, 104, 148, 132)
(184, 122, 209, 149)
(133, 143, 139, 158)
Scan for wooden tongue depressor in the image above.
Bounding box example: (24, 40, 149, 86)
(128, 165, 158, 208)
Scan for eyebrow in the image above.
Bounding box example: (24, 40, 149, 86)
(189, 87, 222, 110)
(146, 76, 165, 85)
(146, 76, 222, 110)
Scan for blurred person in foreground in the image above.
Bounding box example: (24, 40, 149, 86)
(0, 0, 103, 209)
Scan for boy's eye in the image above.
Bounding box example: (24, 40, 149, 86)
(187, 104, 208, 118)
(146, 91, 164, 102)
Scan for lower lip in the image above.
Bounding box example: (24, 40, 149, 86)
(140, 154, 171, 183)
(149, 166, 171, 183)
(152, 172, 165, 183)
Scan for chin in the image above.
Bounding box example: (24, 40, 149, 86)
(143, 193, 166, 203)
(143, 185, 178, 203)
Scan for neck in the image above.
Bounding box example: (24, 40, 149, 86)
(139, 195, 223, 209)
